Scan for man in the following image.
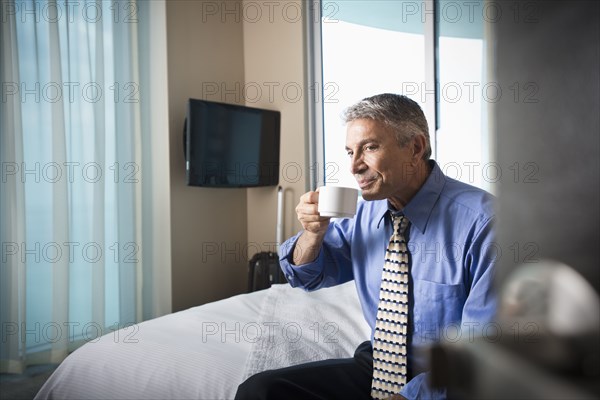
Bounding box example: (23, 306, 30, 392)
(235, 93, 496, 399)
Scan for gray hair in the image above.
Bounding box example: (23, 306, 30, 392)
(342, 93, 432, 160)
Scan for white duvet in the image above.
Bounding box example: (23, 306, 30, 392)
(35, 282, 370, 400)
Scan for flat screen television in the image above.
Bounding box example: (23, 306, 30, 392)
(184, 99, 281, 187)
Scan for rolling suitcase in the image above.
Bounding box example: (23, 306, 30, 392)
(247, 187, 287, 292)
(247, 251, 286, 292)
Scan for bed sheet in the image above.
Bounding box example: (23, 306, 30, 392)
(35, 281, 370, 400)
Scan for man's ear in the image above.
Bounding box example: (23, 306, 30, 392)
(411, 134, 427, 163)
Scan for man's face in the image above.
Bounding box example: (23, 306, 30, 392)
(345, 118, 417, 207)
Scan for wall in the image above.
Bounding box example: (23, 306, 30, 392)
(166, 0, 308, 311)
(243, 0, 307, 249)
(166, 0, 248, 312)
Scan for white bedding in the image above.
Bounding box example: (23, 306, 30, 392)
(35, 282, 370, 400)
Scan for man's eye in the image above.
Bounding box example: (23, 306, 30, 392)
(365, 145, 378, 151)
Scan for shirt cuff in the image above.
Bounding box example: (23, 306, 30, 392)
(278, 232, 326, 290)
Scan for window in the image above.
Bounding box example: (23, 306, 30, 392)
(307, 0, 492, 192)
(436, 1, 491, 190)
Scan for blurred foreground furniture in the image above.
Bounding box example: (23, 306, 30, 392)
(431, 261, 600, 399)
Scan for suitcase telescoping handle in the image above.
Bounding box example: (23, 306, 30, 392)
(248, 187, 286, 292)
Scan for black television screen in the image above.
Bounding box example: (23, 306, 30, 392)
(184, 99, 281, 187)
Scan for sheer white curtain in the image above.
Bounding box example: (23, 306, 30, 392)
(0, 0, 171, 373)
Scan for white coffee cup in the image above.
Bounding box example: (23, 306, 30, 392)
(318, 186, 359, 218)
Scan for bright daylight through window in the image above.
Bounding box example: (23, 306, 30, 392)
(316, 0, 492, 192)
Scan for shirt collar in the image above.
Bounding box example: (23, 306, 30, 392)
(403, 160, 445, 234)
(375, 160, 446, 234)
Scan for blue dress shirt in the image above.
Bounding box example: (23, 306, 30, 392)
(279, 161, 497, 400)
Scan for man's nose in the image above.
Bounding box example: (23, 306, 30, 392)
(349, 153, 365, 175)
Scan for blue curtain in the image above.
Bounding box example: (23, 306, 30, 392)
(0, 0, 171, 373)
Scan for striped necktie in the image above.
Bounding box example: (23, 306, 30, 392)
(371, 213, 410, 399)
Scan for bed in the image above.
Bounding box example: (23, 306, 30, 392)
(35, 281, 370, 400)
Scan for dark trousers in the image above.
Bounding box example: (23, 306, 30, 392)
(234, 341, 374, 400)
